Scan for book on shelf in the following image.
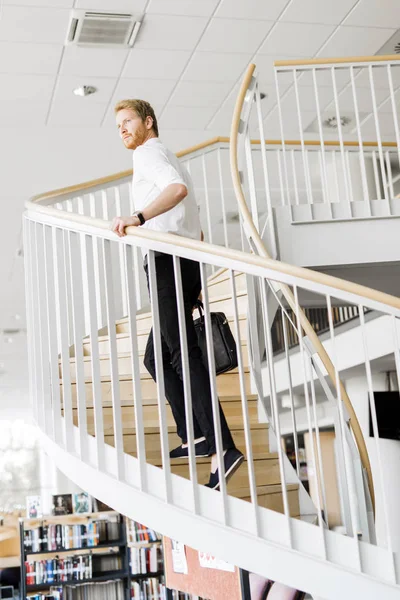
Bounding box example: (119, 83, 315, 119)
(25, 554, 93, 586)
(126, 519, 160, 544)
(27, 580, 125, 600)
(52, 496, 73, 517)
(23, 518, 121, 553)
(72, 493, 91, 515)
(131, 576, 165, 600)
(130, 546, 163, 576)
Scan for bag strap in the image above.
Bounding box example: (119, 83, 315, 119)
(194, 299, 204, 317)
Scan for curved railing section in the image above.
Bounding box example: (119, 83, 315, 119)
(230, 63, 377, 507)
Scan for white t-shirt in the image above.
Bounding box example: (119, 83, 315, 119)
(132, 138, 201, 251)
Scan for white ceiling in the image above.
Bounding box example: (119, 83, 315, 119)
(0, 0, 399, 407)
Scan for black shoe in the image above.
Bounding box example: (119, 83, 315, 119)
(169, 440, 209, 459)
(205, 448, 244, 490)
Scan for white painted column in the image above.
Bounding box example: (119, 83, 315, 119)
(345, 373, 400, 551)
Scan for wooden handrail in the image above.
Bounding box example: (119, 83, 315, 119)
(230, 63, 376, 511)
(275, 54, 400, 67)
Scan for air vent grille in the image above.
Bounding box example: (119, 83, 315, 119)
(67, 10, 142, 47)
(376, 29, 400, 55)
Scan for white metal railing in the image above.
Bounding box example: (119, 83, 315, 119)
(24, 189, 400, 597)
(271, 55, 400, 221)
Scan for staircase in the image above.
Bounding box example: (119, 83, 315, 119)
(23, 53, 400, 600)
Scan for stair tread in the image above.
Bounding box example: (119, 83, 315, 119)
(113, 419, 267, 433)
(229, 483, 299, 497)
(151, 451, 278, 466)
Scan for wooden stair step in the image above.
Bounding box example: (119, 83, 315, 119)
(160, 452, 281, 488)
(229, 483, 300, 517)
(208, 272, 246, 298)
(83, 315, 248, 357)
(75, 399, 260, 435)
(62, 345, 250, 380)
(105, 423, 269, 460)
(63, 368, 253, 401)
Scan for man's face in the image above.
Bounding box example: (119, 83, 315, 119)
(116, 108, 150, 150)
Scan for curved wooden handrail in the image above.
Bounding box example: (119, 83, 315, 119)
(230, 63, 377, 510)
(275, 54, 400, 67)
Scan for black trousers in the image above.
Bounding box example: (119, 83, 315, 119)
(143, 253, 235, 455)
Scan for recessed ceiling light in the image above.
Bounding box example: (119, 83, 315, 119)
(73, 85, 97, 97)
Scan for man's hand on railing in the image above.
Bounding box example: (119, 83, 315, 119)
(111, 215, 140, 237)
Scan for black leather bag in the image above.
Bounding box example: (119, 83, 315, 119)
(193, 300, 238, 375)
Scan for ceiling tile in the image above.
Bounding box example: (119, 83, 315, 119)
(281, 0, 358, 25)
(123, 49, 190, 80)
(0, 42, 63, 75)
(197, 18, 272, 54)
(134, 14, 208, 51)
(259, 22, 336, 57)
(169, 81, 234, 107)
(47, 102, 108, 127)
(344, 0, 400, 29)
(4, 0, 73, 5)
(0, 74, 55, 102)
(0, 101, 48, 126)
(215, 0, 289, 21)
(74, 0, 147, 10)
(112, 78, 176, 107)
(160, 105, 217, 130)
(52, 75, 118, 106)
(0, 6, 69, 44)
(182, 51, 252, 82)
(147, 0, 219, 17)
(60, 46, 128, 77)
(319, 26, 396, 58)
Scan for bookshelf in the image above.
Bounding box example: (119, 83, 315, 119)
(20, 511, 130, 600)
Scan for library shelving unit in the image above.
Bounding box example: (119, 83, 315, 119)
(19, 511, 130, 600)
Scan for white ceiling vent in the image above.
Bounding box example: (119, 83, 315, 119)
(376, 29, 400, 55)
(66, 10, 142, 47)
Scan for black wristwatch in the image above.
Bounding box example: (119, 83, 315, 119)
(132, 211, 145, 225)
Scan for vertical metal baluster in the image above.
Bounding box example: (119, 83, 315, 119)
(244, 133, 260, 231)
(290, 149, 300, 208)
(115, 186, 128, 316)
(23, 219, 38, 424)
(202, 155, 213, 245)
(43, 225, 63, 443)
(89, 196, 104, 327)
(345, 150, 355, 213)
(312, 68, 331, 211)
(173, 256, 199, 514)
(282, 310, 300, 478)
(260, 279, 292, 545)
(147, 250, 172, 502)
(52, 227, 74, 453)
(369, 65, 390, 212)
(255, 91, 277, 257)
(217, 148, 229, 249)
(293, 70, 313, 207)
(128, 181, 135, 215)
(33, 222, 52, 436)
(230, 270, 259, 535)
(350, 66, 371, 216)
(331, 67, 352, 217)
(274, 69, 291, 207)
(83, 234, 105, 472)
(387, 64, 400, 175)
(124, 244, 147, 491)
(199, 261, 229, 524)
(67, 230, 88, 462)
(359, 304, 396, 580)
(308, 356, 329, 529)
(371, 150, 381, 201)
(326, 295, 362, 569)
(102, 189, 109, 220)
(293, 286, 327, 558)
(386, 151, 394, 204)
(332, 150, 341, 207)
(103, 238, 125, 481)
